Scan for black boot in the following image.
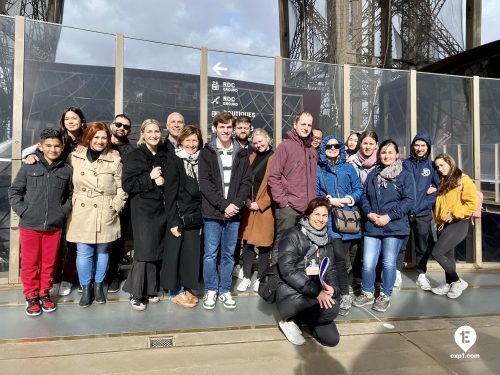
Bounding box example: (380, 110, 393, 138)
(94, 282, 106, 304)
(79, 284, 93, 307)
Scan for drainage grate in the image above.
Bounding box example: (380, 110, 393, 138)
(148, 336, 175, 348)
(447, 320, 471, 328)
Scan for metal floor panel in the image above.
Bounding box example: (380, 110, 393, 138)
(0, 271, 499, 341)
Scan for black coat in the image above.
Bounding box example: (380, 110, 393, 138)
(199, 138, 252, 220)
(122, 145, 179, 261)
(276, 225, 338, 321)
(162, 155, 203, 290)
(9, 150, 73, 231)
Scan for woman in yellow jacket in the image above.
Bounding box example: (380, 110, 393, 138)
(431, 153, 478, 299)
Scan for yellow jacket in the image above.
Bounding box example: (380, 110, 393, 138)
(434, 174, 478, 225)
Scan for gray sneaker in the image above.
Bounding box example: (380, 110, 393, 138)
(372, 292, 391, 312)
(339, 294, 353, 316)
(352, 291, 375, 307)
(447, 279, 468, 299)
(431, 283, 450, 295)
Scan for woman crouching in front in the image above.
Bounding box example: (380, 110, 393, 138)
(276, 197, 340, 347)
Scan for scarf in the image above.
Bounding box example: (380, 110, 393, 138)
(175, 148, 200, 180)
(299, 217, 329, 247)
(356, 148, 379, 168)
(378, 159, 403, 188)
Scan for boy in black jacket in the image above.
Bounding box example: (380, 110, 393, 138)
(9, 129, 73, 316)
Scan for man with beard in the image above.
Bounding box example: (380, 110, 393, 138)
(107, 114, 134, 292)
(164, 112, 185, 151)
(268, 111, 318, 262)
(234, 116, 254, 151)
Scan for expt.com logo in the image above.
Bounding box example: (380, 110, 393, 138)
(450, 325, 481, 359)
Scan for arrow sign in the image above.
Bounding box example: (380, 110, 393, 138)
(212, 62, 228, 76)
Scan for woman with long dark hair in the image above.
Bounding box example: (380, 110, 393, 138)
(430, 153, 478, 298)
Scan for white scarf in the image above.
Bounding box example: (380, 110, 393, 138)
(175, 148, 200, 180)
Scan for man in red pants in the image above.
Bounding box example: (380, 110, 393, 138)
(9, 129, 73, 316)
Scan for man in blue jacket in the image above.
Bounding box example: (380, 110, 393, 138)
(402, 132, 440, 290)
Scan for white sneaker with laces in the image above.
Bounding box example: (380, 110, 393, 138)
(237, 277, 252, 292)
(253, 279, 260, 293)
(232, 265, 244, 279)
(416, 273, 432, 291)
(447, 279, 468, 299)
(59, 281, 73, 296)
(431, 283, 450, 295)
(203, 291, 217, 310)
(393, 270, 402, 288)
(218, 292, 236, 309)
(279, 320, 306, 345)
(49, 283, 60, 297)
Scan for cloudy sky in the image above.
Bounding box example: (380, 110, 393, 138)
(56, 0, 499, 76)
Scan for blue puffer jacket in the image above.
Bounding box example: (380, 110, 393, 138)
(403, 132, 440, 217)
(316, 134, 364, 240)
(361, 164, 415, 237)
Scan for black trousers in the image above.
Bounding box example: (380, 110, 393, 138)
(242, 243, 271, 279)
(432, 219, 469, 284)
(107, 201, 131, 282)
(331, 239, 350, 296)
(294, 303, 340, 347)
(397, 214, 435, 273)
(271, 207, 301, 263)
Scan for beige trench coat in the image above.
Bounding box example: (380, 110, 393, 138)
(66, 148, 128, 244)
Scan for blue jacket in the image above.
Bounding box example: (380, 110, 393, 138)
(361, 164, 415, 237)
(403, 132, 440, 217)
(316, 134, 364, 240)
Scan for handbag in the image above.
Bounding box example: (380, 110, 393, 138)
(320, 169, 361, 234)
(257, 263, 282, 303)
(179, 210, 203, 230)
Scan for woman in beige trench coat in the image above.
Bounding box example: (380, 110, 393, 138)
(66, 122, 127, 307)
(237, 128, 275, 292)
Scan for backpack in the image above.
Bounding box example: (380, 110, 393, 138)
(459, 176, 483, 219)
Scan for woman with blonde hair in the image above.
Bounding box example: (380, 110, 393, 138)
(122, 119, 178, 311)
(237, 128, 275, 292)
(430, 153, 478, 298)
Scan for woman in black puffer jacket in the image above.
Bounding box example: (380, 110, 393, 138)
(276, 197, 340, 347)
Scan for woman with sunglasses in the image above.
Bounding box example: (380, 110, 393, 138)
(316, 135, 363, 316)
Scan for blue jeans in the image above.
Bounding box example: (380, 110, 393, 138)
(203, 219, 240, 293)
(76, 243, 109, 286)
(361, 236, 404, 297)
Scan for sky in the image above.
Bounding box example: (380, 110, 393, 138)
(55, 0, 500, 76)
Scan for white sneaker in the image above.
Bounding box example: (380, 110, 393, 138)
(253, 279, 260, 293)
(49, 283, 60, 297)
(59, 281, 73, 296)
(432, 283, 450, 295)
(203, 290, 217, 310)
(218, 292, 236, 309)
(279, 320, 306, 345)
(447, 279, 468, 299)
(416, 273, 432, 291)
(237, 277, 252, 292)
(232, 265, 244, 279)
(394, 270, 402, 288)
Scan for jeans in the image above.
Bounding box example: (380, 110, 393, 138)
(362, 236, 404, 297)
(76, 243, 109, 286)
(203, 219, 240, 293)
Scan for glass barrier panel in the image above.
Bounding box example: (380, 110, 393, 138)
(207, 51, 275, 142)
(350, 66, 409, 150)
(417, 72, 473, 175)
(124, 39, 201, 143)
(282, 59, 343, 140)
(23, 20, 115, 151)
(0, 15, 15, 276)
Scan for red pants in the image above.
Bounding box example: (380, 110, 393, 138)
(20, 228, 62, 298)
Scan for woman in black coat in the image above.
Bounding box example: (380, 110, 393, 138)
(276, 197, 340, 347)
(161, 126, 204, 308)
(122, 119, 178, 311)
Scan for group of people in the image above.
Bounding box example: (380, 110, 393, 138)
(9, 107, 480, 348)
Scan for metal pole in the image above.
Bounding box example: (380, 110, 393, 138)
(115, 33, 124, 116)
(343, 64, 351, 142)
(274, 56, 283, 145)
(472, 76, 482, 267)
(200, 47, 208, 143)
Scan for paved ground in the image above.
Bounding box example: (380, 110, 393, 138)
(1, 316, 499, 374)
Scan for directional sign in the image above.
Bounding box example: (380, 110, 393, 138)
(212, 62, 228, 76)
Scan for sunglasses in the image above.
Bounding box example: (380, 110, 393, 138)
(113, 122, 131, 130)
(325, 143, 341, 150)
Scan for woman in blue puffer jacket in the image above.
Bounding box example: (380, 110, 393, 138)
(316, 134, 363, 316)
